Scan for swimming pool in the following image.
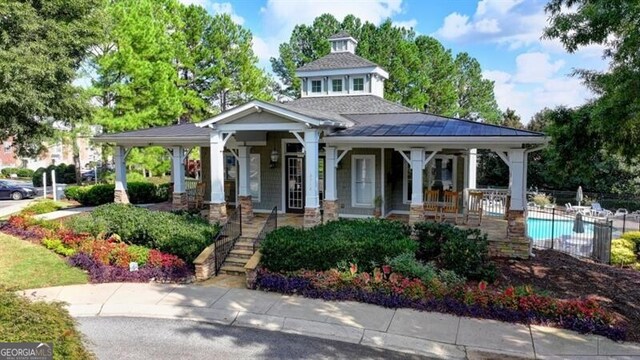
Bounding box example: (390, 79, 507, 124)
(527, 218, 593, 241)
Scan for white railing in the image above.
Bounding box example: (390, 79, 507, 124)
(471, 188, 509, 217)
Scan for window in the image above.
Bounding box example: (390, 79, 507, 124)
(353, 77, 364, 91)
(352, 155, 375, 207)
(332, 40, 346, 52)
(331, 79, 342, 92)
(249, 154, 260, 202)
(403, 155, 455, 203)
(311, 80, 322, 93)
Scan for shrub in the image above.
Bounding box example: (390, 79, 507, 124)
(64, 182, 169, 206)
(1, 167, 34, 178)
(32, 163, 76, 187)
(64, 214, 108, 238)
(42, 238, 76, 257)
(388, 252, 465, 287)
(127, 182, 159, 204)
(611, 239, 637, 266)
(530, 193, 552, 207)
(260, 219, 416, 272)
(127, 245, 150, 266)
(0, 289, 94, 359)
(621, 232, 640, 252)
(20, 199, 64, 215)
(91, 203, 218, 263)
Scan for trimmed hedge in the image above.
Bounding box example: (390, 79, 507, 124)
(86, 204, 219, 263)
(260, 219, 416, 272)
(611, 238, 637, 266)
(33, 164, 76, 186)
(1, 167, 34, 178)
(64, 182, 170, 206)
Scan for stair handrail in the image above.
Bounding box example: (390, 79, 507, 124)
(253, 206, 277, 253)
(213, 205, 242, 276)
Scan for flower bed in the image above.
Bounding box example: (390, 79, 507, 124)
(255, 267, 626, 341)
(0, 214, 192, 283)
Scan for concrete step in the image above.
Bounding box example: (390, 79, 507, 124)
(233, 242, 255, 251)
(223, 256, 249, 266)
(229, 249, 254, 259)
(219, 265, 245, 276)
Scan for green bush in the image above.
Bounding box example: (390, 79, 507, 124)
(388, 252, 465, 287)
(611, 239, 637, 266)
(621, 232, 640, 252)
(413, 222, 495, 281)
(260, 219, 416, 272)
(64, 214, 108, 238)
(42, 238, 76, 257)
(1, 167, 34, 178)
(127, 182, 159, 204)
(127, 245, 150, 266)
(64, 182, 169, 206)
(21, 199, 64, 215)
(32, 164, 76, 187)
(0, 290, 94, 359)
(90, 203, 218, 263)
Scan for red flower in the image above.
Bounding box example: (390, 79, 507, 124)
(382, 265, 391, 274)
(478, 281, 487, 292)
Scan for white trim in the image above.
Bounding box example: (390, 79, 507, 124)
(351, 154, 376, 208)
(249, 153, 261, 203)
(338, 213, 374, 219)
(217, 123, 309, 131)
(336, 148, 351, 166)
(380, 147, 385, 216)
(397, 150, 411, 165)
(296, 66, 389, 79)
(325, 136, 548, 146)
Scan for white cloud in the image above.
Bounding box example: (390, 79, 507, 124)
(436, 13, 472, 40)
(474, 18, 500, 33)
(394, 19, 418, 30)
(514, 52, 565, 83)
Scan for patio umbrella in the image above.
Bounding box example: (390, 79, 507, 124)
(576, 186, 583, 207)
(573, 212, 585, 233)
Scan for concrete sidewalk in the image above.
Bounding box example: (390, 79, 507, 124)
(33, 206, 95, 220)
(20, 283, 640, 360)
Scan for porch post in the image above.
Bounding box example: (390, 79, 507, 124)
(505, 148, 528, 258)
(208, 131, 227, 223)
(113, 145, 129, 204)
(409, 148, 425, 226)
(323, 146, 338, 222)
(171, 146, 187, 210)
(463, 148, 478, 210)
(303, 129, 320, 228)
(237, 145, 253, 221)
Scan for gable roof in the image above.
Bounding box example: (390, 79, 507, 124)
(296, 52, 378, 72)
(329, 112, 544, 138)
(285, 95, 414, 115)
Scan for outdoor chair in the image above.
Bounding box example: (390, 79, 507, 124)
(615, 208, 629, 217)
(440, 191, 461, 224)
(565, 203, 576, 214)
(189, 182, 205, 209)
(424, 189, 440, 221)
(591, 202, 613, 217)
(465, 191, 483, 226)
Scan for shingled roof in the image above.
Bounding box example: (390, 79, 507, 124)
(285, 95, 413, 115)
(328, 30, 354, 39)
(329, 112, 545, 137)
(296, 52, 378, 72)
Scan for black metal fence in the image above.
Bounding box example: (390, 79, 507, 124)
(528, 207, 613, 263)
(253, 206, 277, 253)
(213, 205, 242, 275)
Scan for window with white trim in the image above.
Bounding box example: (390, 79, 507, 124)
(311, 80, 322, 93)
(353, 77, 364, 91)
(331, 79, 343, 92)
(249, 154, 261, 202)
(352, 155, 375, 207)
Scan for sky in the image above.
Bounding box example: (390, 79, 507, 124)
(179, 0, 609, 123)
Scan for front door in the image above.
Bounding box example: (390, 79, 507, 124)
(286, 156, 304, 213)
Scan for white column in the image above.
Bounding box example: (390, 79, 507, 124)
(410, 148, 425, 205)
(114, 145, 127, 192)
(467, 148, 477, 189)
(304, 129, 320, 208)
(209, 131, 225, 204)
(380, 147, 385, 216)
(508, 149, 526, 211)
(237, 146, 251, 197)
(325, 146, 337, 201)
(171, 146, 185, 193)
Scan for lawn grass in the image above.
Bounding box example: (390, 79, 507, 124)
(0, 233, 87, 290)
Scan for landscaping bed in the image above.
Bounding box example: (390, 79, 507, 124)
(496, 248, 640, 342)
(0, 204, 219, 284)
(256, 219, 626, 341)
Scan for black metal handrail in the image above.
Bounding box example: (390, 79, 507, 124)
(253, 206, 277, 253)
(213, 205, 242, 275)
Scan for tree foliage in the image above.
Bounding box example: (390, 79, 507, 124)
(271, 14, 500, 121)
(0, 0, 102, 157)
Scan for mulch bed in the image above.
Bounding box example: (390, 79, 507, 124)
(495, 249, 640, 342)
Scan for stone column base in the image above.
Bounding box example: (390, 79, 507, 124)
(408, 204, 425, 226)
(238, 195, 254, 222)
(172, 192, 188, 211)
(208, 202, 228, 224)
(304, 207, 321, 229)
(114, 189, 129, 204)
(323, 200, 339, 222)
(489, 209, 529, 259)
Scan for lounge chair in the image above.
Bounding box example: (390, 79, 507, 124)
(424, 189, 440, 221)
(615, 208, 629, 217)
(591, 202, 613, 217)
(565, 203, 576, 214)
(440, 191, 461, 224)
(465, 191, 483, 226)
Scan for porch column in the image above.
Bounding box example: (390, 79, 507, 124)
(304, 129, 321, 228)
(113, 145, 129, 204)
(409, 148, 425, 226)
(323, 146, 338, 222)
(505, 148, 528, 258)
(463, 148, 478, 210)
(208, 131, 227, 223)
(171, 146, 187, 210)
(237, 146, 253, 221)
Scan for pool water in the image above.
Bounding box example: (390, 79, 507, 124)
(527, 218, 593, 241)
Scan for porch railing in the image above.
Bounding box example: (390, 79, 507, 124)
(213, 205, 242, 275)
(471, 188, 509, 218)
(253, 206, 277, 253)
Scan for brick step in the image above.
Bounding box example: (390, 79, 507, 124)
(219, 265, 245, 276)
(229, 249, 254, 259)
(223, 256, 249, 266)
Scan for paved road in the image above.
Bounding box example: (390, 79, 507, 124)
(78, 317, 431, 360)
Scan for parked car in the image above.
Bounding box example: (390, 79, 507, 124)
(0, 180, 36, 200)
(81, 170, 96, 182)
